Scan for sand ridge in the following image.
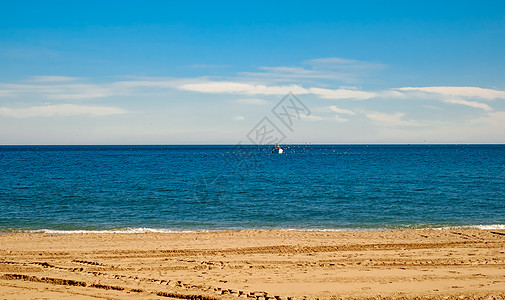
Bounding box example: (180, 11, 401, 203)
(1, 229, 505, 299)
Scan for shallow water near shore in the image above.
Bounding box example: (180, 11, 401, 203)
(1, 144, 504, 232)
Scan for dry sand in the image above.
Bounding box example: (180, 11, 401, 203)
(1, 229, 505, 299)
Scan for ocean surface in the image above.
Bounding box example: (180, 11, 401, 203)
(0, 145, 504, 233)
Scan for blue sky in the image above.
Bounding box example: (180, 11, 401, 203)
(1, 1, 504, 144)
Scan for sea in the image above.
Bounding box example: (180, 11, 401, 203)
(0, 144, 504, 233)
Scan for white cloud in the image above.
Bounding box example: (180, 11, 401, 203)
(300, 114, 323, 121)
(397, 86, 505, 99)
(46, 84, 116, 100)
(240, 66, 341, 80)
(304, 57, 386, 71)
(334, 115, 349, 123)
(306, 57, 360, 65)
(377, 89, 407, 98)
(329, 105, 356, 115)
(407, 112, 505, 143)
(30, 76, 80, 82)
(233, 115, 245, 121)
(366, 112, 420, 127)
(0, 104, 127, 118)
(262, 66, 320, 75)
(0, 90, 11, 97)
(0, 77, 185, 101)
(444, 98, 492, 111)
(237, 57, 385, 84)
(111, 79, 179, 88)
(311, 87, 376, 100)
(186, 64, 228, 69)
(0, 83, 117, 100)
(179, 81, 310, 95)
(234, 98, 269, 105)
(423, 105, 442, 110)
(469, 111, 505, 127)
(179, 81, 376, 99)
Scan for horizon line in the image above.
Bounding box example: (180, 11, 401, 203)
(1, 143, 504, 146)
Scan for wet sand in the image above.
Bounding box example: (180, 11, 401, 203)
(1, 229, 505, 299)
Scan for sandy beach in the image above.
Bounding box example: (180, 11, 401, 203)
(1, 229, 505, 299)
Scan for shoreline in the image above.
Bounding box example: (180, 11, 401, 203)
(2, 228, 505, 299)
(1, 224, 505, 235)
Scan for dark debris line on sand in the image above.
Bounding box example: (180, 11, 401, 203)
(0, 273, 221, 299)
(490, 231, 505, 236)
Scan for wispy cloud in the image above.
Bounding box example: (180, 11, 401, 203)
(4, 74, 505, 113)
(444, 98, 492, 111)
(178, 81, 309, 95)
(366, 112, 420, 127)
(240, 66, 343, 81)
(30, 76, 81, 82)
(0, 77, 184, 101)
(0, 104, 127, 118)
(469, 111, 505, 127)
(186, 64, 229, 69)
(177, 81, 377, 100)
(234, 98, 269, 105)
(1, 83, 117, 100)
(334, 115, 349, 123)
(393, 86, 505, 112)
(329, 105, 356, 115)
(111, 79, 179, 89)
(397, 86, 505, 99)
(238, 57, 385, 84)
(304, 57, 386, 71)
(0, 61, 406, 103)
(47, 85, 116, 100)
(300, 114, 323, 121)
(232, 115, 245, 121)
(0, 90, 11, 97)
(311, 87, 376, 100)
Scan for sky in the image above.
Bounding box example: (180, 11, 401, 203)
(0, 0, 504, 144)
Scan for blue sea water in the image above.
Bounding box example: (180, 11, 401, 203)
(0, 145, 504, 233)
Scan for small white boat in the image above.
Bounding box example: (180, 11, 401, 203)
(272, 144, 283, 154)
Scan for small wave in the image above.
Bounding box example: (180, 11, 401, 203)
(427, 224, 505, 230)
(474, 224, 505, 230)
(2, 224, 505, 234)
(1, 228, 213, 234)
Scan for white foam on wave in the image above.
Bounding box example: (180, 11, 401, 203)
(4, 224, 505, 234)
(467, 224, 505, 230)
(435, 224, 505, 230)
(276, 227, 383, 232)
(273, 225, 505, 231)
(23, 228, 213, 234)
